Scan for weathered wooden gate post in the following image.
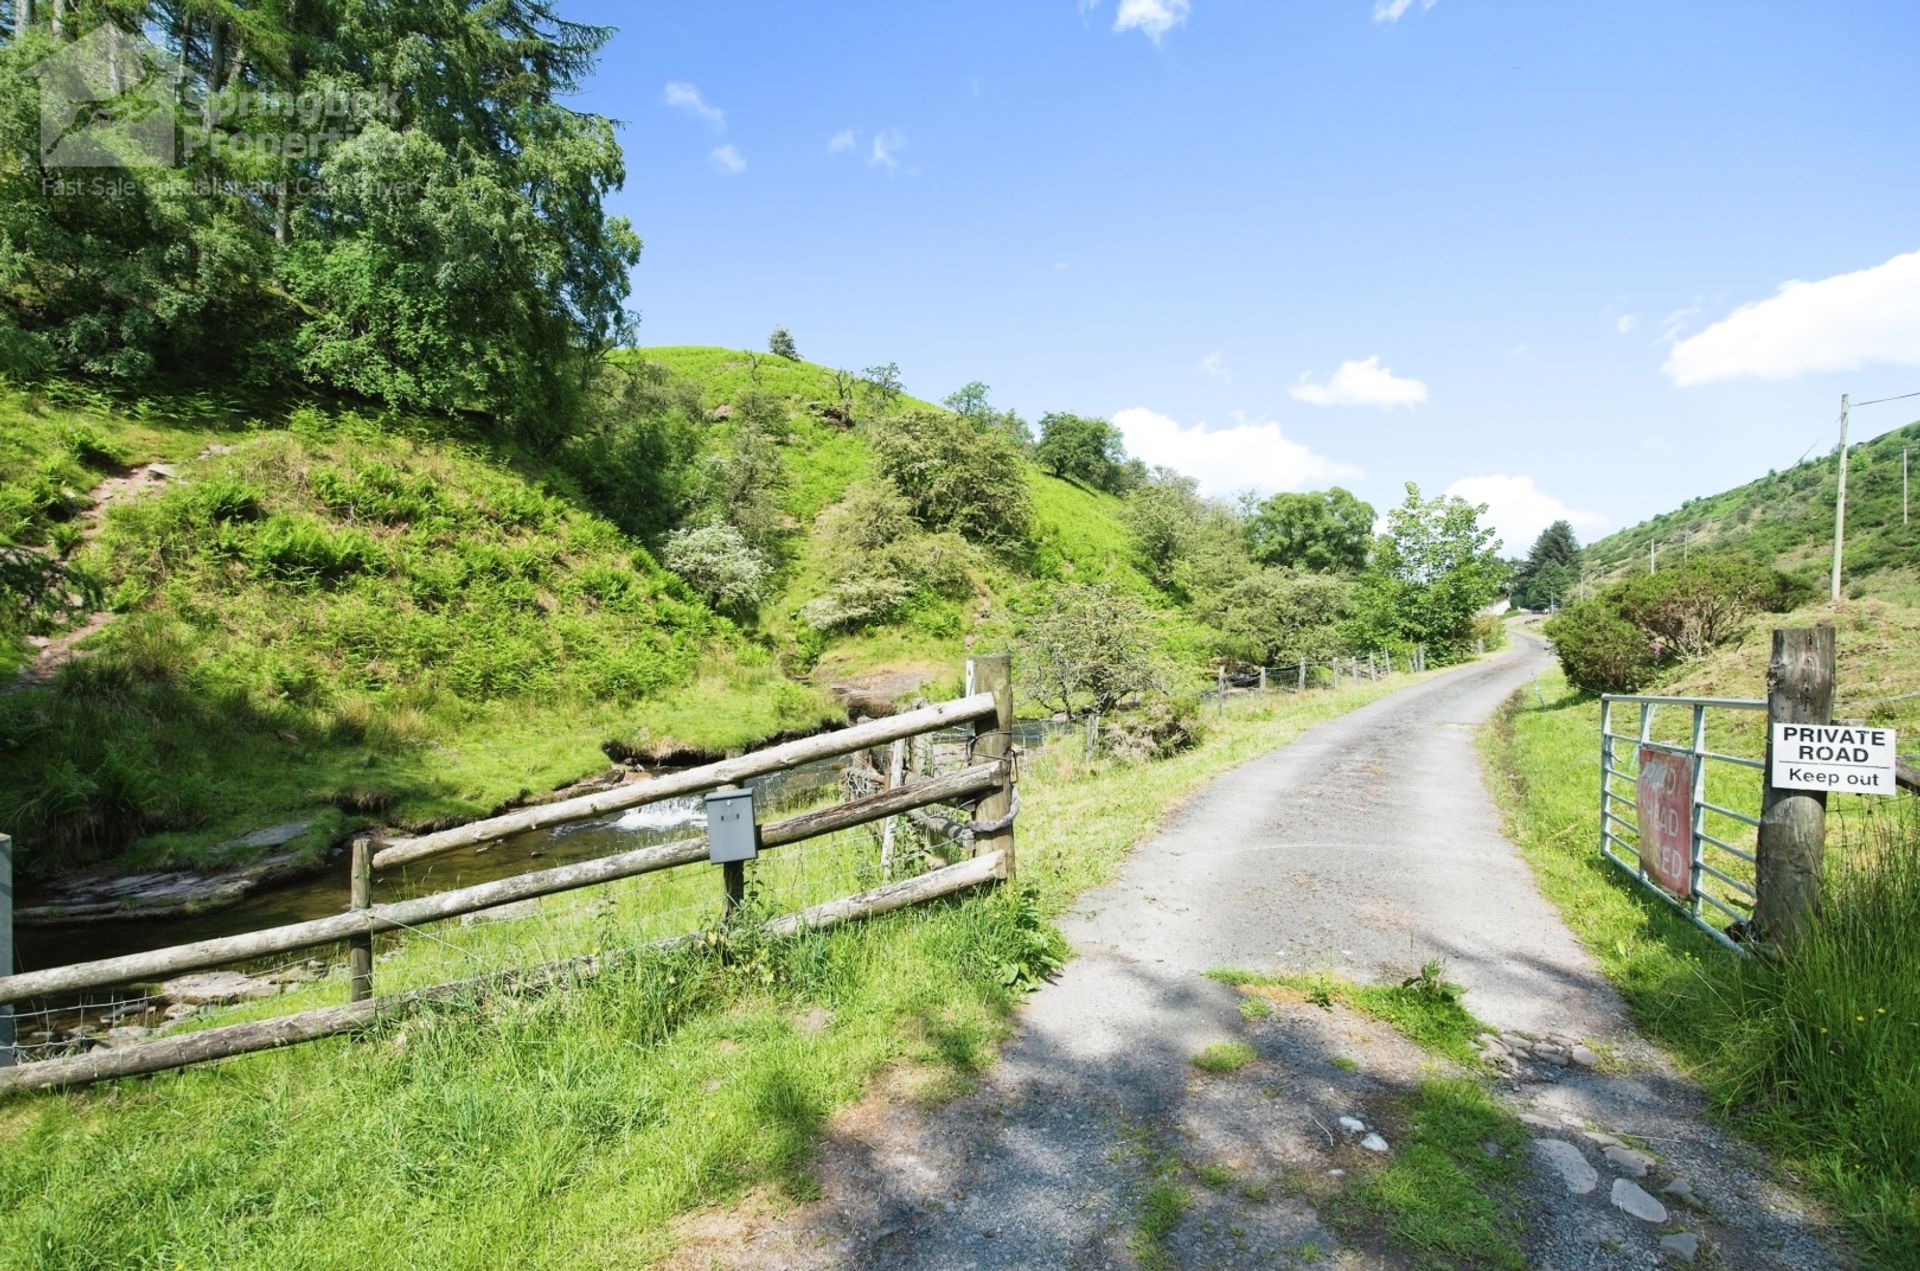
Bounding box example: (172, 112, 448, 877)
(1, 833, 12, 1067)
(1258, 667, 1267, 694)
(1297, 661, 1307, 692)
(348, 836, 373, 1003)
(1753, 626, 1835, 947)
(966, 654, 1016, 883)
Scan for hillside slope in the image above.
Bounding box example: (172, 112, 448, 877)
(1584, 418, 1920, 601)
(0, 352, 1194, 878)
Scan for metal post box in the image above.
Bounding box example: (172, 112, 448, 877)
(704, 786, 759, 863)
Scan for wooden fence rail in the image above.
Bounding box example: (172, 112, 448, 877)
(0, 851, 1006, 1096)
(373, 691, 999, 870)
(0, 657, 1018, 1091)
(0, 761, 1004, 1007)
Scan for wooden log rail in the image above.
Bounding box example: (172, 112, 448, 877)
(0, 851, 1004, 1095)
(373, 691, 1000, 870)
(1897, 756, 1919, 796)
(0, 761, 1006, 1007)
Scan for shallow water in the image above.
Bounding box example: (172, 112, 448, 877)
(14, 719, 1069, 975)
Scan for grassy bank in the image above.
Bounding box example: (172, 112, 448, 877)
(0, 671, 1425, 1267)
(1483, 663, 1920, 1265)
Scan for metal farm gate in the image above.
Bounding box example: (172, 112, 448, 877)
(1599, 693, 1766, 954)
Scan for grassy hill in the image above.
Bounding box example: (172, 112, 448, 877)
(0, 352, 1198, 878)
(1583, 418, 1920, 602)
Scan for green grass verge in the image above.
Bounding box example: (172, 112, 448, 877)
(1483, 665, 1920, 1266)
(0, 667, 1428, 1266)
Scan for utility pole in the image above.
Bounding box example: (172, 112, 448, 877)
(1649, 536, 1656, 574)
(1830, 394, 1849, 605)
(1905, 446, 1910, 526)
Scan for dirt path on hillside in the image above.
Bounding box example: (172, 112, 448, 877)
(7, 459, 189, 694)
(671, 641, 1845, 1269)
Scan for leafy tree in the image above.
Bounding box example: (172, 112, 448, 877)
(861, 362, 903, 409)
(1, 1, 640, 440)
(1348, 483, 1505, 662)
(1019, 582, 1165, 718)
(1523, 559, 1575, 610)
(1124, 470, 1205, 590)
(693, 392, 788, 550)
(867, 408, 1030, 551)
(1203, 569, 1354, 666)
(1122, 469, 1256, 603)
(1248, 487, 1374, 574)
(1035, 411, 1126, 491)
(799, 481, 977, 635)
(943, 381, 992, 419)
(557, 359, 703, 538)
(944, 380, 1031, 446)
(768, 326, 799, 360)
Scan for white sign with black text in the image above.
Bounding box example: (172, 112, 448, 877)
(1769, 723, 1900, 796)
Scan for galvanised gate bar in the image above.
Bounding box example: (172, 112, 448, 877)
(1599, 692, 1767, 955)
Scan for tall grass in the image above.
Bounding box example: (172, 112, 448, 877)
(1485, 669, 1920, 1265)
(1707, 806, 1920, 1251)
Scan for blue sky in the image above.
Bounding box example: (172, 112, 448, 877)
(567, 0, 1920, 556)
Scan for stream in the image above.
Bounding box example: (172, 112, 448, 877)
(9, 720, 1069, 1050)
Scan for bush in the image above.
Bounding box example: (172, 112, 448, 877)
(661, 523, 770, 617)
(799, 484, 979, 635)
(768, 326, 799, 360)
(1612, 557, 1807, 658)
(867, 408, 1031, 551)
(1545, 601, 1659, 693)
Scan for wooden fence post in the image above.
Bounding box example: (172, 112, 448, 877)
(1297, 662, 1307, 692)
(879, 738, 907, 880)
(1754, 627, 1835, 947)
(1, 833, 12, 1068)
(348, 836, 373, 1003)
(966, 654, 1015, 883)
(1258, 667, 1267, 693)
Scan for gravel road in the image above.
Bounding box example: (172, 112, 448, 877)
(673, 640, 1844, 1269)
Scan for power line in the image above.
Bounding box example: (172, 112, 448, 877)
(1850, 390, 1920, 409)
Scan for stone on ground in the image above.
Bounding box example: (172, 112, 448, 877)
(1610, 1178, 1669, 1223)
(1531, 1138, 1599, 1195)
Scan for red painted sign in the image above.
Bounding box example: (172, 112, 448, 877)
(1635, 748, 1695, 900)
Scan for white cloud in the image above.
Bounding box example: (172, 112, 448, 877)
(708, 144, 745, 175)
(1444, 474, 1605, 557)
(1372, 0, 1437, 25)
(664, 82, 724, 129)
(868, 129, 906, 172)
(1198, 350, 1231, 384)
(1663, 249, 1920, 387)
(1112, 407, 1360, 497)
(1112, 0, 1191, 40)
(1288, 355, 1428, 408)
(827, 129, 857, 153)
(1615, 313, 1638, 335)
